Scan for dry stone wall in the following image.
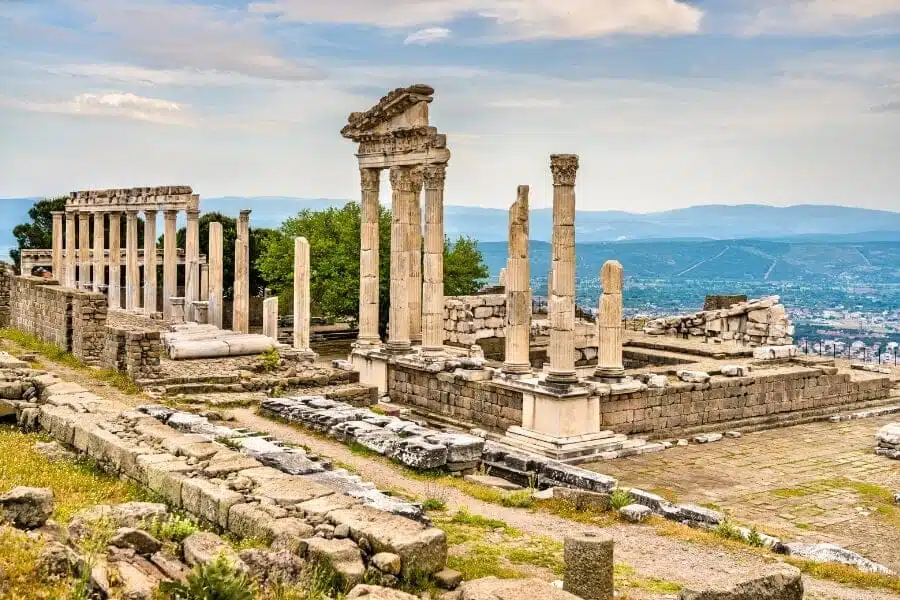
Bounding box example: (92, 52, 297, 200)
(0, 262, 12, 327)
(644, 296, 793, 346)
(71, 291, 108, 365)
(443, 294, 506, 347)
(9, 276, 72, 349)
(104, 327, 162, 379)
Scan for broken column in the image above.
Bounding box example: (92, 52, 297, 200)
(233, 210, 251, 333)
(126, 210, 139, 309)
(108, 212, 121, 309)
(78, 211, 90, 289)
(208, 222, 224, 329)
(546, 154, 579, 387)
(387, 167, 411, 353)
(185, 206, 200, 322)
(504, 185, 531, 374)
(143, 209, 157, 314)
(594, 260, 625, 381)
(163, 209, 177, 319)
(263, 297, 279, 341)
(293, 236, 311, 352)
(408, 167, 424, 345)
(200, 264, 209, 302)
(170, 297, 185, 324)
(92, 213, 105, 293)
(422, 163, 447, 356)
(65, 211, 76, 288)
(357, 168, 381, 347)
(51, 211, 64, 283)
(564, 532, 614, 600)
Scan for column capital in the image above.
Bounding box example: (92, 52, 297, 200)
(239, 209, 252, 218)
(409, 167, 424, 193)
(126, 209, 140, 217)
(360, 168, 381, 192)
(186, 208, 200, 218)
(389, 166, 413, 192)
(51, 211, 65, 218)
(550, 154, 579, 186)
(422, 163, 446, 190)
(164, 209, 178, 218)
(143, 208, 157, 216)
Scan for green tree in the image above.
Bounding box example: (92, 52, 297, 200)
(9, 197, 67, 271)
(256, 203, 490, 332)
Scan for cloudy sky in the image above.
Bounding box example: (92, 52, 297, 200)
(1, 0, 899, 212)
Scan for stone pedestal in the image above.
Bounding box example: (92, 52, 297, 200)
(408, 168, 423, 344)
(143, 209, 157, 314)
(387, 167, 411, 354)
(208, 222, 224, 329)
(357, 168, 381, 347)
(350, 346, 390, 396)
(108, 212, 121, 309)
(170, 297, 185, 324)
(422, 164, 447, 355)
(564, 533, 614, 600)
(126, 211, 139, 309)
(545, 154, 579, 387)
(65, 212, 77, 288)
(193, 301, 209, 325)
(233, 210, 251, 333)
(293, 237, 311, 352)
(163, 210, 177, 319)
(594, 260, 625, 381)
(78, 211, 90, 289)
(263, 297, 279, 341)
(51, 211, 64, 283)
(503, 185, 531, 374)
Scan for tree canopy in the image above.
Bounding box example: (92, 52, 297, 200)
(256, 202, 489, 328)
(10, 197, 66, 271)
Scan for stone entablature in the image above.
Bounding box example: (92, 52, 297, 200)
(68, 186, 198, 213)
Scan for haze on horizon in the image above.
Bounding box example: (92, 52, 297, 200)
(1, 0, 899, 212)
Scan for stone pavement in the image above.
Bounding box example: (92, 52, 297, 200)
(588, 414, 900, 573)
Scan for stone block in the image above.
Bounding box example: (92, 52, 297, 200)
(678, 565, 803, 600)
(564, 532, 614, 600)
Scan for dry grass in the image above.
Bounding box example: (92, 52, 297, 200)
(0, 526, 75, 600)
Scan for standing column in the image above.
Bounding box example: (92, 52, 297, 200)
(594, 261, 625, 380)
(422, 164, 447, 355)
(126, 210, 139, 309)
(387, 167, 411, 353)
(185, 207, 200, 322)
(92, 213, 105, 292)
(200, 264, 209, 301)
(51, 211, 64, 283)
(108, 212, 121, 309)
(504, 185, 532, 374)
(65, 211, 77, 288)
(163, 210, 177, 319)
(357, 168, 381, 346)
(293, 237, 311, 351)
(143, 210, 158, 314)
(408, 168, 424, 344)
(208, 222, 224, 329)
(78, 211, 91, 289)
(546, 154, 579, 386)
(233, 210, 251, 333)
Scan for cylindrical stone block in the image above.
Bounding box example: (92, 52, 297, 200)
(163, 210, 178, 319)
(422, 163, 447, 355)
(387, 166, 411, 353)
(504, 185, 531, 374)
(185, 207, 200, 322)
(200, 263, 209, 302)
(51, 211, 64, 283)
(293, 236, 311, 351)
(595, 260, 625, 380)
(563, 532, 614, 600)
(108, 212, 121, 309)
(357, 168, 381, 346)
(143, 209, 157, 314)
(233, 210, 251, 333)
(208, 222, 224, 329)
(263, 296, 279, 341)
(408, 167, 423, 344)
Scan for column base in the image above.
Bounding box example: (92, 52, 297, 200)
(354, 336, 382, 349)
(543, 370, 579, 391)
(502, 362, 532, 375)
(592, 366, 625, 382)
(384, 341, 412, 355)
(503, 426, 629, 464)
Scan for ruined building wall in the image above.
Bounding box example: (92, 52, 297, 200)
(0, 262, 12, 328)
(70, 291, 108, 365)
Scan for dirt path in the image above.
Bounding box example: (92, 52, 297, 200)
(231, 409, 898, 600)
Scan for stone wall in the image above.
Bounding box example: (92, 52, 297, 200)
(443, 294, 506, 347)
(600, 366, 892, 437)
(71, 291, 108, 365)
(0, 262, 12, 328)
(644, 296, 793, 346)
(9, 276, 72, 349)
(389, 363, 523, 432)
(103, 327, 162, 379)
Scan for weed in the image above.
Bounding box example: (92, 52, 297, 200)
(609, 488, 634, 511)
(145, 514, 201, 544)
(258, 348, 281, 373)
(714, 520, 744, 541)
(450, 509, 516, 533)
(158, 554, 254, 600)
(0, 525, 74, 599)
(93, 368, 142, 395)
(422, 497, 447, 511)
(785, 557, 900, 594)
(614, 563, 682, 594)
(216, 436, 244, 451)
(499, 489, 535, 509)
(746, 526, 765, 548)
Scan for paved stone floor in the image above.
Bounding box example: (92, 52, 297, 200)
(588, 414, 900, 573)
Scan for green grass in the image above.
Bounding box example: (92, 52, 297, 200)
(422, 497, 447, 511)
(772, 486, 810, 499)
(0, 526, 76, 600)
(614, 563, 682, 594)
(93, 367, 142, 395)
(609, 488, 634, 511)
(0, 425, 152, 522)
(449, 509, 517, 533)
(786, 557, 900, 594)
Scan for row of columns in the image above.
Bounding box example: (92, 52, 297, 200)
(51, 208, 200, 318)
(357, 163, 447, 355)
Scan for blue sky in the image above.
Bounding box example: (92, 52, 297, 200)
(1, 0, 899, 212)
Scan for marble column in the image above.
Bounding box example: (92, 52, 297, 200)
(208, 222, 224, 329)
(78, 211, 90, 289)
(504, 185, 532, 374)
(233, 210, 251, 333)
(546, 154, 579, 386)
(408, 167, 424, 344)
(108, 212, 121, 309)
(387, 167, 411, 353)
(92, 213, 105, 293)
(200, 264, 209, 302)
(126, 211, 139, 309)
(422, 163, 447, 355)
(357, 168, 381, 346)
(263, 297, 279, 341)
(65, 211, 77, 288)
(185, 208, 200, 322)
(143, 210, 158, 314)
(594, 260, 625, 380)
(51, 211, 64, 283)
(163, 210, 177, 319)
(293, 237, 311, 351)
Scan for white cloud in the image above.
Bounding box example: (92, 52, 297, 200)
(1, 91, 190, 125)
(404, 27, 451, 45)
(741, 0, 900, 34)
(250, 0, 704, 39)
(487, 98, 563, 108)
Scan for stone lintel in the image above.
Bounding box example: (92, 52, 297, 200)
(357, 149, 450, 170)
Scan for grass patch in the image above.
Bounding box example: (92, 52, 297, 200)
(609, 488, 634, 511)
(93, 367, 142, 395)
(786, 558, 900, 594)
(614, 563, 682, 594)
(772, 486, 810, 499)
(449, 509, 517, 533)
(533, 498, 619, 527)
(0, 525, 75, 599)
(447, 546, 524, 580)
(0, 328, 83, 369)
(422, 497, 447, 511)
(0, 425, 152, 522)
(224, 533, 272, 551)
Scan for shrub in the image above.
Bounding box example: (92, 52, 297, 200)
(158, 555, 254, 600)
(422, 497, 447, 511)
(258, 348, 280, 373)
(610, 488, 634, 511)
(746, 526, 764, 547)
(714, 520, 743, 541)
(145, 514, 200, 544)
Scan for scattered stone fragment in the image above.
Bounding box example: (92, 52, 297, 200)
(0, 486, 54, 529)
(619, 504, 652, 523)
(346, 585, 419, 599)
(109, 527, 162, 555)
(720, 365, 751, 377)
(37, 541, 76, 576)
(674, 504, 724, 526)
(774, 542, 893, 574)
(677, 370, 710, 383)
(724, 431, 742, 439)
(678, 564, 803, 600)
(434, 568, 463, 589)
(455, 576, 582, 599)
(693, 433, 723, 444)
(304, 536, 365, 590)
(463, 474, 523, 491)
(32, 441, 76, 462)
(676, 439, 689, 446)
(372, 552, 402, 576)
(182, 532, 247, 571)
